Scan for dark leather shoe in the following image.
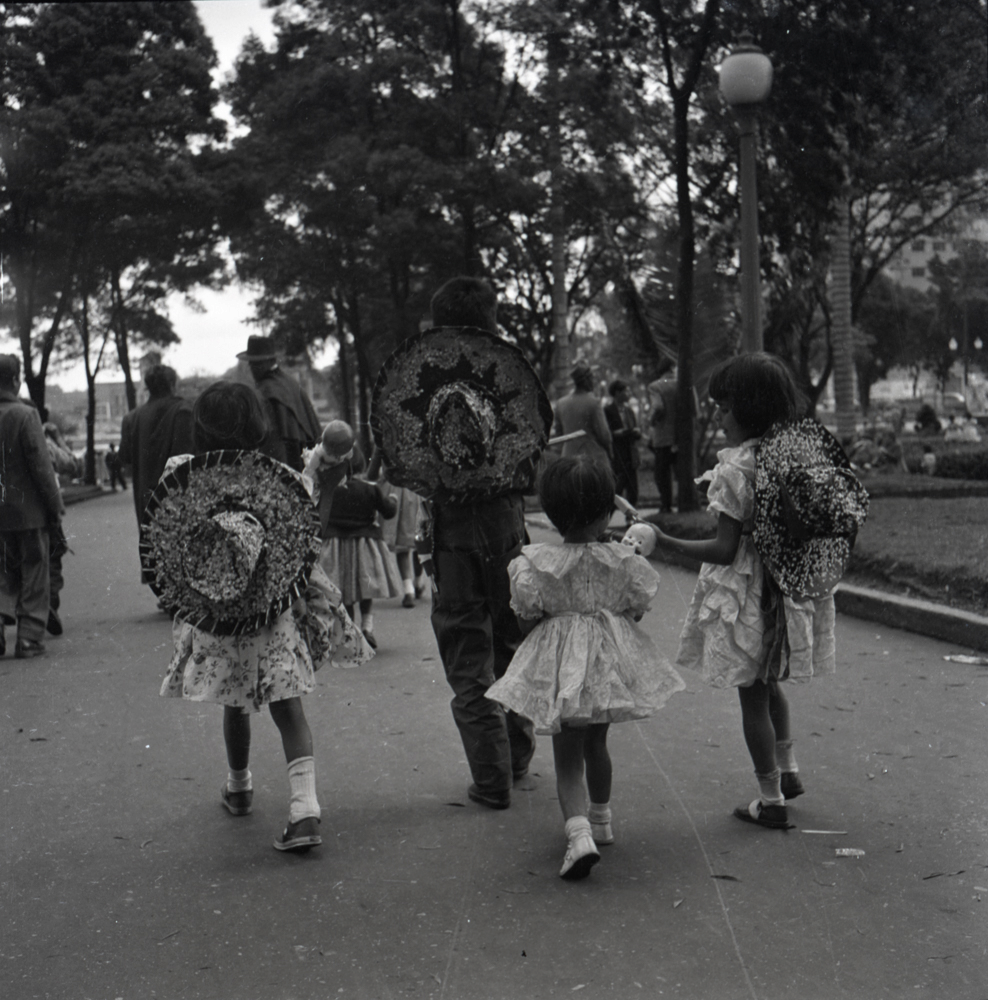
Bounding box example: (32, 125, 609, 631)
(47, 609, 63, 636)
(780, 771, 805, 800)
(467, 784, 510, 810)
(15, 638, 46, 659)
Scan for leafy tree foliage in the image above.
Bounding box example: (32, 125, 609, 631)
(0, 1, 226, 413)
(222, 0, 648, 439)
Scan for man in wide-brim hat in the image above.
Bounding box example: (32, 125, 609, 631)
(372, 276, 552, 811)
(238, 335, 322, 473)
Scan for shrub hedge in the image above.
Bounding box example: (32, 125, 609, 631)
(900, 438, 988, 480)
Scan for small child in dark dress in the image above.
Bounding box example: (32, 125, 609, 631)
(306, 421, 403, 649)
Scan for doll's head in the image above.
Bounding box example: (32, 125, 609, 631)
(194, 380, 269, 453)
(538, 455, 615, 537)
(707, 353, 804, 438)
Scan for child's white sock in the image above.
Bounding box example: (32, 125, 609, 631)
(776, 739, 798, 772)
(227, 767, 252, 792)
(755, 767, 785, 807)
(403, 578, 415, 597)
(564, 815, 592, 841)
(362, 612, 374, 633)
(287, 756, 321, 822)
(588, 802, 613, 844)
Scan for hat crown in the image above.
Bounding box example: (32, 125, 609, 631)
(238, 336, 278, 361)
(185, 510, 265, 603)
(428, 382, 497, 470)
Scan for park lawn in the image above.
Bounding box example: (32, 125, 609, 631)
(645, 488, 988, 618)
(846, 495, 988, 615)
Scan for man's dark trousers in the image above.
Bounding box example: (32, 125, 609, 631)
(0, 528, 50, 642)
(430, 494, 536, 797)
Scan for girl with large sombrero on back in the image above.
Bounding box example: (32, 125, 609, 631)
(623, 354, 868, 831)
(144, 381, 372, 853)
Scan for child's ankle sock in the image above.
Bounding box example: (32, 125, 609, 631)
(755, 767, 785, 807)
(588, 802, 613, 844)
(776, 739, 798, 773)
(227, 767, 252, 792)
(362, 612, 374, 633)
(287, 756, 321, 822)
(564, 815, 592, 841)
(403, 579, 415, 597)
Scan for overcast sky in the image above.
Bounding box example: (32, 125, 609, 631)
(46, 1, 279, 391)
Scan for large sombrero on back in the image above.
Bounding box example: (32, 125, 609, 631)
(371, 326, 553, 502)
(753, 419, 870, 599)
(140, 450, 320, 636)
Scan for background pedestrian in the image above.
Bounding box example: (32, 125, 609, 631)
(603, 378, 642, 506)
(0, 355, 64, 658)
(312, 422, 402, 650)
(647, 362, 679, 512)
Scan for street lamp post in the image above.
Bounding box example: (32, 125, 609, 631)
(719, 34, 773, 354)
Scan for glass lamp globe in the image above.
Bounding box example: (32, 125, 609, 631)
(719, 35, 773, 106)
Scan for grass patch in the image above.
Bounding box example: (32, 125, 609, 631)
(637, 490, 988, 617)
(847, 495, 988, 615)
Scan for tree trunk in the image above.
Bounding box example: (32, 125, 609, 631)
(80, 296, 98, 486)
(672, 95, 698, 512)
(831, 195, 857, 443)
(112, 270, 138, 411)
(546, 23, 569, 398)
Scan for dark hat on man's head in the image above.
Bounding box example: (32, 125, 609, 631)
(237, 336, 279, 362)
(0, 354, 21, 381)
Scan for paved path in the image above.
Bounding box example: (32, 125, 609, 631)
(2, 491, 985, 999)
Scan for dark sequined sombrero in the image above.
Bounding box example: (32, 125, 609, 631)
(140, 450, 320, 635)
(371, 326, 553, 502)
(753, 420, 870, 599)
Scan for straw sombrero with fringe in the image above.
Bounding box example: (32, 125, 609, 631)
(139, 450, 320, 635)
(753, 419, 870, 599)
(371, 326, 553, 502)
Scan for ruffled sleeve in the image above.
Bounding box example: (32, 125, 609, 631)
(704, 443, 756, 523)
(509, 549, 545, 620)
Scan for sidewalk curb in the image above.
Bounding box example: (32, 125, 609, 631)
(525, 513, 988, 653)
(834, 583, 988, 652)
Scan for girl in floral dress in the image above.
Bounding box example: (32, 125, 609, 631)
(486, 456, 685, 880)
(154, 381, 371, 853)
(629, 354, 845, 831)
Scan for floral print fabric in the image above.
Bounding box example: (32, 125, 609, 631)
(161, 564, 372, 712)
(677, 441, 836, 687)
(486, 542, 685, 734)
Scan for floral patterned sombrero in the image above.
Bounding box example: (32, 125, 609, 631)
(753, 419, 870, 599)
(371, 326, 553, 502)
(140, 450, 320, 635)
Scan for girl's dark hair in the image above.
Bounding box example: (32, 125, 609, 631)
(538, 455, 615, 536)
(193, 380, 270, 453)
(707, 353, 804, 437)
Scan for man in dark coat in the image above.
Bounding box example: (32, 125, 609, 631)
(238, 336, 322, 473)
(0, 355, 65, 658)
(119, 364, 195, 539)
